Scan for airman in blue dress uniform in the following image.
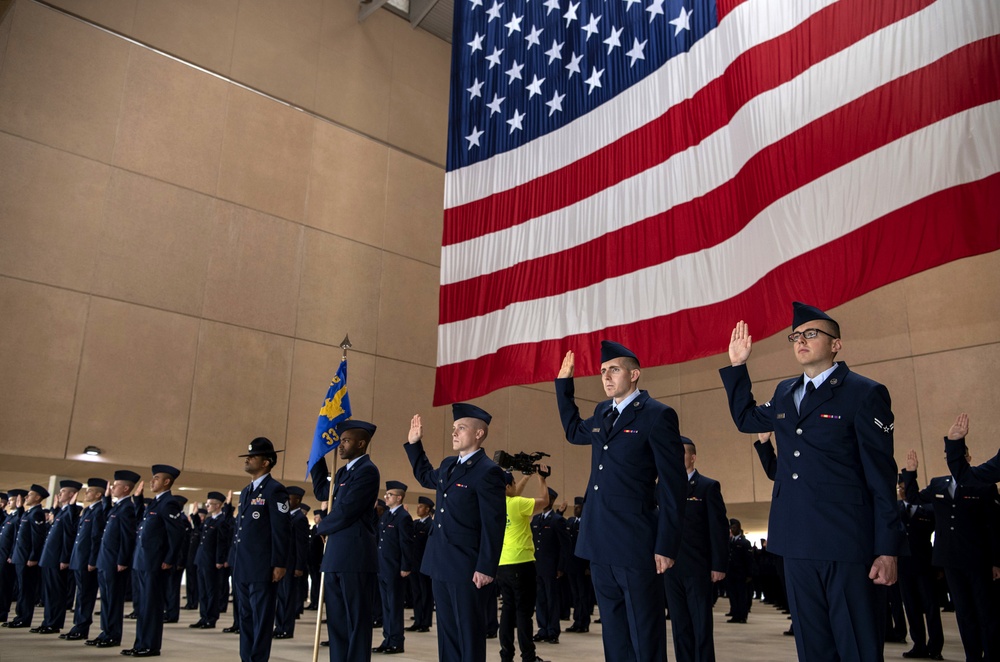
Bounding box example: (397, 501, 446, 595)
(404, 403, 507, 662)
(190, 490, 231, 629)
(63, 478, 107, 641)
(374, 479, 414, 654)
(408, 496, 435, 632)
(273, 485, 308, 639)
(90, 469, 141, 648)
(9, 483, 50, 628)
(35, 479, 82, 634)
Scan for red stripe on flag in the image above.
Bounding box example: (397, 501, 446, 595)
(441, 0, 936, 246)
(438, 36, 1000, 325)
(433, 174, 1000, 404)
(716, 0, 748, 22)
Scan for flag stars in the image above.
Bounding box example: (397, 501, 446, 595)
(626, 37, 647, 66)
(467, 31, 484, 54)
(525, 24, 543, 50)
(669, 6, 693, 36)
(582, 13, 602, 40)
(585, 66, 604, 94)
(646, 0, 664, 22)
(486, 0, 504, 22)
(469, 0, 483, 8)
(623, 0, 641, 9)
(563, 1, 579, 27)
(544, 0, 560, 15)
(525, 74, 546, 98)
(565, 50, 583, 78)
(465, 125, 484, 150)
(467, 77, 484, 100)
(506, 108, 526, 133)
(486, 93, 506, 115)
(544, 39, 564, 64)
(505, 59, 525, 83)
(604, 25, 623, 54)
(505, 12, 523, 35)
(545, 89, 565, 116)
(486, 46, 504, 69)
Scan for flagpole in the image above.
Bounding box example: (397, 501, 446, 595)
(311, 335, 351, 662)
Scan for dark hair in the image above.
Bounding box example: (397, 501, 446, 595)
(262, 453, 279, 469)
(620, 356, 640, 372)
(683, 441, 697, 454)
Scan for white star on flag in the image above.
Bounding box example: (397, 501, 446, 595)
(625, 37, 647, 66)
(486, 93, 505, 115)
(486, 0, 504, 22)
(645, 0, 664, 23)
(468, 32, 484, 54)
(465, 125, 484, 149)
(563, 1, 579, 27)
(525, 74, 546, 98)
(623, 0, 641, 9)
(582, 13, 601, 40)
(469, 0, 482, 8)
(669, 6, 693, 36)
(543, 0, 560, 15)
(565, 51, 583, 78)
(486, 46, 504, 69)
(467, 77, 484, 99)
(505, 13, 523, 35)
(507, 108, 526, 133)
(544, 39, 564, 64)
(545, 90, 565, 116)
(525, 25, 543, 49)
(604, 25, 623, 54)
(505, 59, 525, 83)
(585, 66, 604, 94)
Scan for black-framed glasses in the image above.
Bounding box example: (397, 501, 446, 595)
(787, 328, 838, 343)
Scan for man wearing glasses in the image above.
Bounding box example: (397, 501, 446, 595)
(720, 302, 903, 662)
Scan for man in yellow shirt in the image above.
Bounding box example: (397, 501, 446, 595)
(498, 466, 551, 662)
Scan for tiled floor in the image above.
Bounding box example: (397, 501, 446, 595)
(0, 598, 969, 661)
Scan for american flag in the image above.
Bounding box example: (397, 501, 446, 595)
(434, 0, 1000, 405)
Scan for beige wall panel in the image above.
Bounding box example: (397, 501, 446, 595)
(678, 353, 732, 398)
(113, 46, 228, 195)
(640, 363, 681, 401)
(44, 0, 137, 33)
(376, 253, 438, 363)
(282, 341, 376, 483)
(387, 81, 447, 165)
(91, 171, 220, 315)
(185, 321, 294, 473)
(202, 201, 304, 335)
(0, 1, 129, 162)
(913, 343, 1000, 485)
(229, 0, 322, 109)
(851, 358, 920, 471)
(305, 121, 388, 246)
(0, 133, 111, 289)
(905, 252, 1000, 356)
(314, 50, 391, 142)
(390, 20, 449, 102)
(69, 298, 199, 464)
(320, 0, 395, 76)
(680, 388, 757, 504)
(131, 0, 239, 75)
(507, 385, 578, 499)
(370, 356, 445, 493)
(296, 228, 382, 353)
(0, 3, 12, 70)
(0, 278, 89, 456)
(823, 282, 912, 365)
(384, 151, 443, 266)
(217, 88, 313, 222)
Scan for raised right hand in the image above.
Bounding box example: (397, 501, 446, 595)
(905, 448, 918, 472)
(557, 351, 575, 379)
(407, 415, 422, 444)
(729, 321, 753, 366)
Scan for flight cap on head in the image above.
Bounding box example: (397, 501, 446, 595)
(386, 481, 408, 492)
(286, 486, 305, 497)
(239, 437, 284, 457)
(87, 478, 108, 489)
(377, 499, 386, 508)
(114, 469, 141, 483)
(792, 301, 837, 330)
(574, 496, 584, 506)
(8, 489, 28, 498)
(418, 496, 435, 508)
(206, 491, 226, 502)
(151, 464, 180, 479)
(452, 403, 492, 425)
(30, 484, 50, 499)
(335, 419, 377, 437)
(59, 479, 82, 491)
(600, 340, 639, 366)
(547, 487, 558, 500)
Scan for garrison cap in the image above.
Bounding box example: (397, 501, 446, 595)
(317, 509, 328, 517)
(286, 486, 305, 497)
(87, 478, 108, 489)
(0, 492, 7, 500)
(600, 340, 639, 366)
(547, 487, 558, 500)
(792, 301, 837, 330)
(335, 419, 377, 437)
(114, 470, 141, 483)
(30, 484, 50, 499)
(206, 491, 226, 502)
(377, 499, 386, 508)
(452, 403, 492, 425)
(151, 464, 180, 479)
(574, 496, 584, 506)
(418, 496, 435, 508)
(59, 480, 82, 491)
(385, 481, 408, 492)
(300, 503, 311, 512)
(8, 489, 28, 498)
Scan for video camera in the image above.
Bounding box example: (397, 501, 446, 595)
(493, 450, 551, 476)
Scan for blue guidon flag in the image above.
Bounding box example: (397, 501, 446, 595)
(434, 0, 1000, 405)
(307, 358, 352, 477)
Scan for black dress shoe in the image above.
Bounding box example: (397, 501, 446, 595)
(95, 639, 121, 647)
(414, 627, 429, 633)
(85, 638, 102, 645)
(901, 649, 930, 659)
(125, 612, 137, 619)
(543, 636, 559, 644)
(532, 633, 546, 642)
(726, 618, 747, 623)
(162, 618, 178, 623)
(404, 625, 420, 631)
(564, 625, 579, 633)
(120, 650, 135, 657)
(131, 649, 160, 657)
(222, 625, 239, 633)
(382, 646, 404, 654)
(783, 629, 794, 636)
(320, 640, 329, 647)
(273, 631, 292, 639)
(34, 625, 60, 634)
(928, 655, 943, 661)
(63, 631, 86, 640)
(372, 643, 387, 653)
(594, 618, 602, 624)
(196, 623, 215, 629)
(6, 621, 30, 628)
(189, 621, 205, 628)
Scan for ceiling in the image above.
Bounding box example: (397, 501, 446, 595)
(375, 0, 455, 44)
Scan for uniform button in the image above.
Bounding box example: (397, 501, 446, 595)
(792, 473, 799, 480)
(440, 509, 444, 513)
(593, 485, 599, 491)
(603, 445, 608, 450)
(793, 450, 800, 457)
(444, 494, 448, 498)
(796, 428, 803, 435)
(438, 523, 442, 528)
(599, 464, 603, 470)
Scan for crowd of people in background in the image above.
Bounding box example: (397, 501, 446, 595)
(2, 301, 999, 662)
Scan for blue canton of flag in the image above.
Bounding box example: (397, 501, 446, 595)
(306, 358, 352, 478)
(447, 0, 717, 170)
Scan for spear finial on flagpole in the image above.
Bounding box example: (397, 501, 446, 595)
(340, 334, 352, 360)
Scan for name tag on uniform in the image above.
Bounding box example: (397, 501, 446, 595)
(777, 413, 785, 419)
(934, 494, 944, 499)
(592, 427, 601, 432)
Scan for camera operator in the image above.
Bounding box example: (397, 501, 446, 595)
(498, 465, 552, 662)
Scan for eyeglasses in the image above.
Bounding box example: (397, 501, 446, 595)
(787, 328, 838, 343)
